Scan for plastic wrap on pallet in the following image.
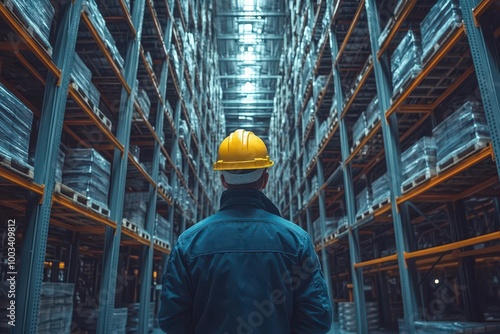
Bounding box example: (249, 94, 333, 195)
(123, 192, 149, 228)
(390, 29, 422, 95)
(37, 283, 74, 334)
(355, 186, 372, 218)
(63, 148, 111, 207)
(88, 81, 100, 108)
(145, 51, 154, 70)
(433, 101, 490, 167)
(155, 214, 172, 242)
(0, 83, 34, 166)
(71, 53, 92, 92)
(84, 0, 124, 69)
(313, 75, 328, 101)
(421, 0, 462, 62)
(55, 149, 65, 183)
(9, 0, 54, 49)
(108, 308, 127, 334)
(137, 88, 151, 120)
(371, 173, 390, 206)
(401, 136, 437, 187)
(365, 96, 379, 129)
(352, 112, 367, 145)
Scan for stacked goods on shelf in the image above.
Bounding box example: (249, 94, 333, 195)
(109, 308, 127, 334)
(136, 88, 151, 120)
(123, 192, 149, 228)
(399, 320, 500, 333)
(390, 29, 422, 95)
(37, 283, 74, 334)
(352, 112, 367, 146)
(71, 53, 101, 108)
(126, 302, 154, 334)
(339, 302, 379, 332)
(401, 137, 437, 192)
(371, 173, 390, 207)
(155, 214, 171, 244)
(313, 217, 339, 243)
(313, 75, 328, 101)
(8, 0, 54, 50)
(55, 149, 65, 183)
(433, 101, 491, 172)
(355, 186, 372, 219)
(179, 120, 191, 148)
(420, 0, 462, 63)
(83, 0, 125, 69)
(302, 98, 315, 132)
(336, 216, 349, 235)
(62, 148, 111, 208)
(365, 96, 380, 129)
(0, 83, 34, 166)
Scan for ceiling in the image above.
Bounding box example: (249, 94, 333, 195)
(215, 0, 287, 141)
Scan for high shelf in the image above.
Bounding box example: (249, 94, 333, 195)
(0, 0, 222, 333)
(270, 0, 500, 332)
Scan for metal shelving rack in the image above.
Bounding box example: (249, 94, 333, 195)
(270, 0, 500, 332)
(0, 0, 221, 333)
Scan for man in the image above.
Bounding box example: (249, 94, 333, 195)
(159, 129, 332, 333)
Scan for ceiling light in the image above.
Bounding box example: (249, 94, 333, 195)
(241, 52, 256, 63)
(247, 46, 254, 52)
(242, 82, 256, 92)
(243, 67, 255, 77)
(241, 34, 257, 44)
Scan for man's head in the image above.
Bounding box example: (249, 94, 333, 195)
(213, 129, 274, 190)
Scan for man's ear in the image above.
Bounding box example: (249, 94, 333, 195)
(260, 171, 269, 190)
(221, 174, 229, 189)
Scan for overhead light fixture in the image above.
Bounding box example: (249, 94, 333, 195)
(241, 34, 258, 44)
(241, 82, 256, 92)
(241, 52, 256, 63)
(243, 67, 255, 77)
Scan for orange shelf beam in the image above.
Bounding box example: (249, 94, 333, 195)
(0, 3, 60, 78)
(345, 121, 382, 165)
(405, 231, 500, 260)
(52, 194, 116, 228)
(386, 26, 465, 119)
(119, 0, 136, 36)
(340, 62, 373, 119)
(81, 12, 131, 94)
(397, 145, 493, 205)
(354, 254, 398, 268)
(128, 153, 156, 187)
(0, 167, 44, 195)
(473, 0, 496, 26)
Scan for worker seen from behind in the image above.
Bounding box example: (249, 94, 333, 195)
(159, 129, 333, 333)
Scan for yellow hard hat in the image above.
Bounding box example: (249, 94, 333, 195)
(213, 129, 274, 171)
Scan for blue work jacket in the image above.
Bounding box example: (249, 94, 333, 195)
(159, 188, 332, 334)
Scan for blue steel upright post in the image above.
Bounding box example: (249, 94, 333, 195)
(96, 1, 146, 333)
(364, 0, 419, 332)
(460, 0, 500, 177)
(137, 11, 174, 333)
(14, 2, 83, 333)
(329, 26, 369, 332)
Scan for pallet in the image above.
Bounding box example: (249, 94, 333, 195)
(335, 224, 349, 238)
(88, 199, 110, 217)
(437, 140, 490, 174)
(153, 237, 170, 250)
(137, 227, 151, 241)
(356, 208, 372, 222)
(401, 169, 436, 193)
(158, 184, 173, 201)
(70, 83, 112, 131)
(2, 0, 53, 56)
(0, 153, 34, 179)
(54, 182, 89, 206)
(323, 233, 336, 244)
(422, 22, 462, 67)
(351, 129, 370, 153)
(370, 198, 390, 212)
(122, 218, 138, 233)
(391, 69, 420, 102)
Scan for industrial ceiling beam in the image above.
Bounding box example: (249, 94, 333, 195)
(217, 12, 287, 17)
(224, 112, 273, 117)
(223, 90, 276, 94)
(217, 34, 283, 40)
(219, 75, 280, 79)
(219, 57, 281, 61)
(227, 123, 270, 128)
(222, 100, 274, 104)
(222, 105, 274, 109)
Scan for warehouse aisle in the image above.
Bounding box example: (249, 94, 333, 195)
(1, 0, 500, 333)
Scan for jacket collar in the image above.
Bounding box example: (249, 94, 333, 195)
(219, 189, 281, 217)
